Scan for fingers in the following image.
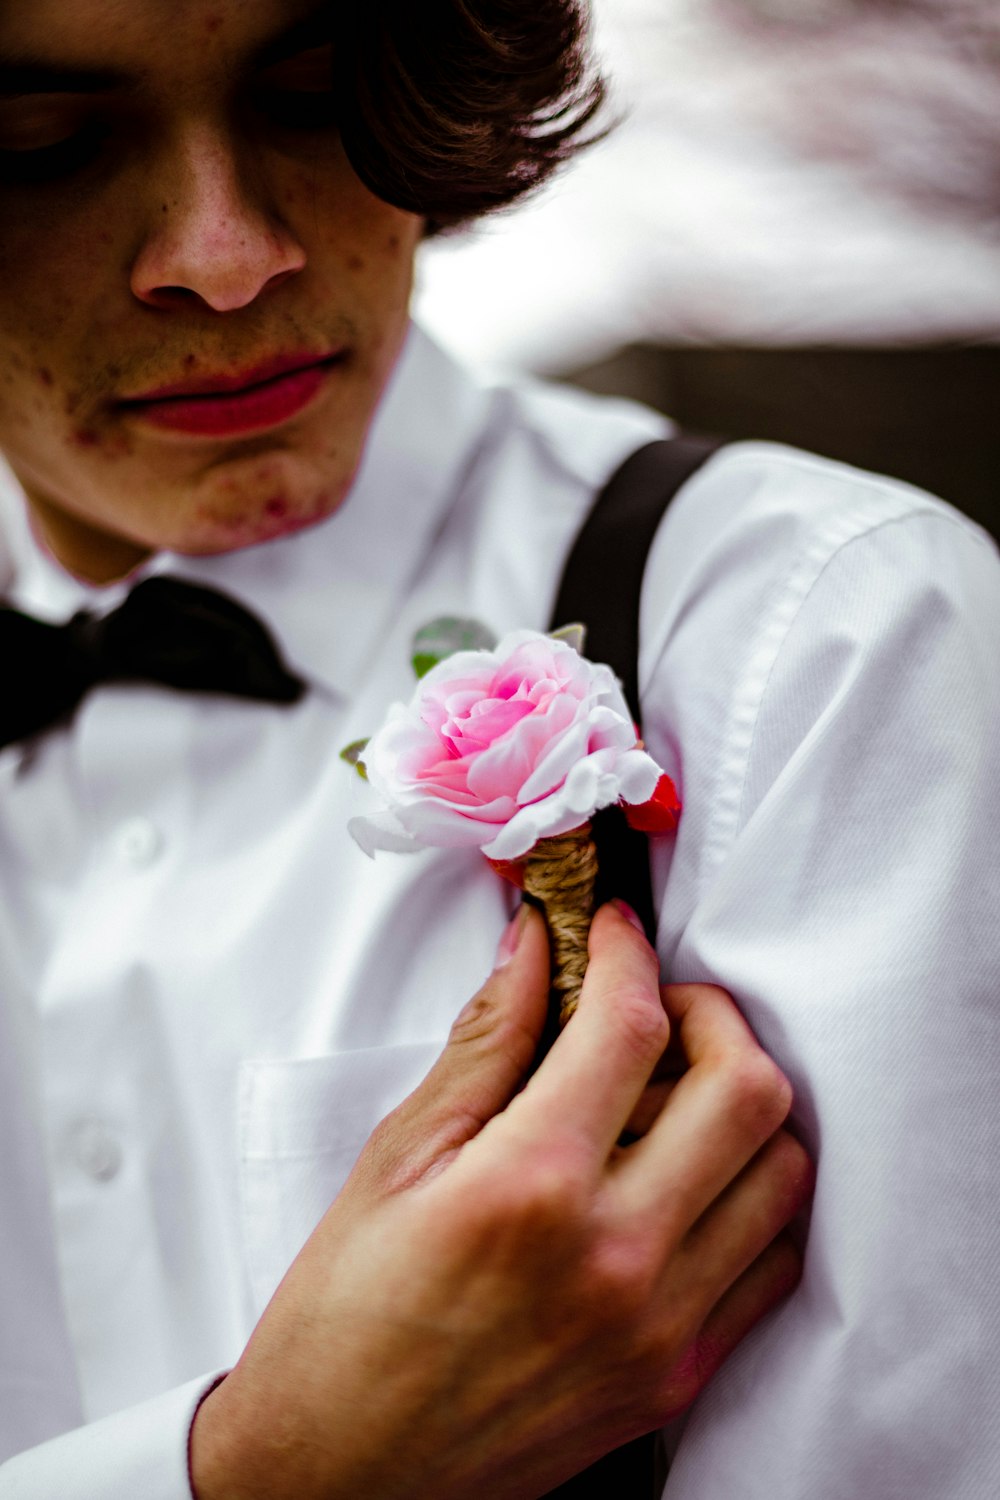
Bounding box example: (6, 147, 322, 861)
(516, 903, 670, 1157)
(621, 1077, 678, 1140)
(679, 1129, 813, 1304)
(653, 1129, 810, 1419)
(363, 906, 551, 1189)
(621, 1015, 688, 1138)
(659, 1231, 805, 1418)
(619, 983, 794, 1230)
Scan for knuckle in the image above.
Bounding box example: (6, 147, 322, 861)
(513, 1145, 590, 1222)
(770, 1130, 815, 1202)
(587, 1238, 657, 1326)
(470, 1137, 590, 1239)
(448, 985, 499, 1046)
(723, 1050, 793, 1134)
(448, 984, 539, 1076)
(454, 1152, 595, 1275)
(612, 983, 670, 1064)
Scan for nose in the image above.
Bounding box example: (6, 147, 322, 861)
(130, 124, 307, 312)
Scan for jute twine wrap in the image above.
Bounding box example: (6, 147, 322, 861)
(522, 822, 598, 1027)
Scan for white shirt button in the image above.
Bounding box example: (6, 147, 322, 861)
(115, 816, 163, 867)
(71, 1121, 124, 1183)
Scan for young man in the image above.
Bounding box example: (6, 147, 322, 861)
(0, 3, 996, 1498)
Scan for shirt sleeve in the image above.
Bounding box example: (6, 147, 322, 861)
(0, 1372, 226, 1499)
(639, 451, 1000, 1498)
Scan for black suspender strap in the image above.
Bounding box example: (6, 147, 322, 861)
(546, 434, 723, 947)
(539, 433, 723, 1500)
(551, 435, 723, 724)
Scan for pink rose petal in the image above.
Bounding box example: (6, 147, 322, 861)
(351, 628, 671, 859)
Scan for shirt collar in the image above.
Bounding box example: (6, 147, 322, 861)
(0, 323, 493, 703)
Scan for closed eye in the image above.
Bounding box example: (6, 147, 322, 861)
(0, 33, 339, 189)
(253, 43, 337, 131)
(255, 88, 337, 131)
(0, 121, 107, 184)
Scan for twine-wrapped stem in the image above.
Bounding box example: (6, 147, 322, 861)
(522, 822, 597, 1027)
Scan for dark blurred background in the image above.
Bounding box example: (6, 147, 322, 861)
(569, 343, 1000, 538)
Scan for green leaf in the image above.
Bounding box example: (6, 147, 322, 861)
(549, 622, 587, 655)
(411, 653, 438, 680)
(339, 738, 369, 780)
(410, 616, 498, 678)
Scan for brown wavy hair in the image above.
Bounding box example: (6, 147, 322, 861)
(332, 1, 606, 231)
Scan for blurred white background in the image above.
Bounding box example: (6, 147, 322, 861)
(415, 0, 1000, 377)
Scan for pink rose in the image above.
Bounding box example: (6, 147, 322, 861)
(349, 630, 663, 862)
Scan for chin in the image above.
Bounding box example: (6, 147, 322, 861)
(179, 493, 341, 554)
(182, 449, 352, 553)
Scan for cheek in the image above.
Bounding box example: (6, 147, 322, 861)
(302, 152, 420, 296)
(0, 344, 67, 452)
(0, 193, 129, 368)
(0, 255, 88, 428)
(0, 228, 77, 341)
(0, 369, 134, 466)
(64, 425, 134, 461)
(0, 255, 136, 474)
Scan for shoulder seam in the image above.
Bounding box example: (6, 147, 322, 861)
(729, 508, 988, 851)
(708, 442, 994, 550)
(670, 505, 988, 890)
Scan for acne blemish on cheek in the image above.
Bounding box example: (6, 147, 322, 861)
(264, 497, 288, 518)
(37, 368, 54, 387)
(205, 13, 223, 32)
(347, 255, 365, 272)
(385, 235, 400, 253)
(184, 354, 197, 369)
(66, 426, 133, 459)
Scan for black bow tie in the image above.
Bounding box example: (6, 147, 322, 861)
(2, 574, 306, 750)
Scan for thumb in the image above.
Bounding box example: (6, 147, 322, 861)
(371, 905, 551, 1185)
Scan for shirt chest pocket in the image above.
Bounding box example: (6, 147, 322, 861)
(238, 1041, 444, 1317)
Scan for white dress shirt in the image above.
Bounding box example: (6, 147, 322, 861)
(2, 323, 999, 1498)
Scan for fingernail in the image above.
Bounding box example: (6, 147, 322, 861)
(611, 898, 645, 934)
(495, 907, 526, 968)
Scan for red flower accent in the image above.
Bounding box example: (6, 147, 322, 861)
(486, 856, 527, 889)
(623, 773, 681, 834)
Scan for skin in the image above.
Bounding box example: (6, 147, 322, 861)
(0, 2, 813, 1491)
(192, 905, 811, 1499)
(0, 0, 422, 582)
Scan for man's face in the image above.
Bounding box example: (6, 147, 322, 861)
(0, 0, 424, 581)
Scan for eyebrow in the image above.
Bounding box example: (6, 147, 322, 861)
(0, 5, 333, 99)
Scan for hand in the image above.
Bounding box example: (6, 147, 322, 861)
(191, 904, 812, 1500)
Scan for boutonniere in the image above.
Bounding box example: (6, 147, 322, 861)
(343, 618, 680, 1025)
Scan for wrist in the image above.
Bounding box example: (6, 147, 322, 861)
(188, 1375, 230, 1499)
(189, 1378, 240, 1500)
(189, 1375, 281, 1500)
(190, 1364, 351, 1500)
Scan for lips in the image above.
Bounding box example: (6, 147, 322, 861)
(119, 352, 343, 437)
